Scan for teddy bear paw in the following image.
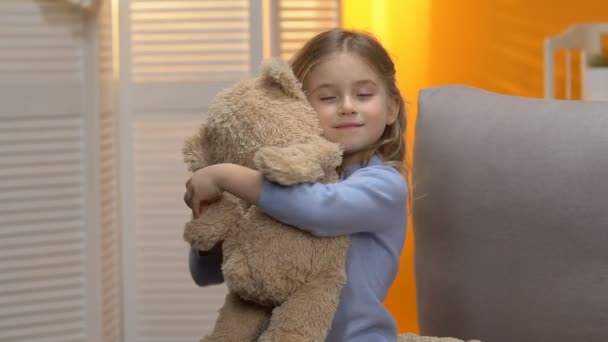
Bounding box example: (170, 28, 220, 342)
(183, 220, 218, 251)
(254, 145, 325, 185)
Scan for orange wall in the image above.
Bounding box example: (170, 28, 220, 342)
(427, 0, 608, 98)
(343, 0, 430, 334)
(343, 0, 608, 334)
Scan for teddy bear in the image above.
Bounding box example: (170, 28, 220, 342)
(399, 334, 481, 342)
(182, 58, 350, 342)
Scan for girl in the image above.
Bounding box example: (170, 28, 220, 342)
(186, 28, 408, 342)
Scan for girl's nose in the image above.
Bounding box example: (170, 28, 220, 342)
(339, 96, 356, 115)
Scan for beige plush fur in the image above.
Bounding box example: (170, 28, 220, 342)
(398, 333, 481, 342)
(182, 59, 349, 342)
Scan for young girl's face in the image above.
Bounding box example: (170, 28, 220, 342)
(304, 52, 398, 163)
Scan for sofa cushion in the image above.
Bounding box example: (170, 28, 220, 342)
(413, 86, 608, 342)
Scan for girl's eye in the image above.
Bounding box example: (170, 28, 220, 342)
(320, 96, 336, 101)
(358, 93, 372, 98)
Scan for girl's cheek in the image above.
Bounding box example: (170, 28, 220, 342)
(325, 103, 339, 112)
(315, 105, 332, 116)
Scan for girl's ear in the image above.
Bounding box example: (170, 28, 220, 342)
(259, 58, 307, 101)
(386, 96, 400, 125)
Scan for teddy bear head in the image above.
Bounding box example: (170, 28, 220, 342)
(183, 59, 335, 174)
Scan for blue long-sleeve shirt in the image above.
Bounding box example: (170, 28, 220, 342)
(189, 155, 408, 341)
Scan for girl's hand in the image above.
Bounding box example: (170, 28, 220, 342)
(184, 163, 264, 216)
(184, 165, 223, 218)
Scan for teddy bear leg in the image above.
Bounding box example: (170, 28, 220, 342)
(257, 275, 343, 342)
(202, 291, 271, 342)
(397, 333, 481, 342)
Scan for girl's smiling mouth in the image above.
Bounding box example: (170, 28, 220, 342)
(334, 123, 363, 129)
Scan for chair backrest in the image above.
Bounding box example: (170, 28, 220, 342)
(544, 23, 608, 99)
(413, 85, 608, 342)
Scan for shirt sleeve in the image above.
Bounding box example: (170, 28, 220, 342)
(258, 165, 407, 237)
(189, 248, 224, 286)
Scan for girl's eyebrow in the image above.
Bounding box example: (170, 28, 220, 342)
(312, 80, 377, 92)
(310, 83, 335, 93)
(354, 79, 377, 86)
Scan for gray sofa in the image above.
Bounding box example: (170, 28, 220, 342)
(412, 86, 608, 342)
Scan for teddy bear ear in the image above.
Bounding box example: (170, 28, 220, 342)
(259, 58, 307, 101)
(182, 122, 209, 172)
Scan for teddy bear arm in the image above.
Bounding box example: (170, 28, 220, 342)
(253, 138, 342, 186)
(183, 193, 244, 251)
(182, 122, 209, 172)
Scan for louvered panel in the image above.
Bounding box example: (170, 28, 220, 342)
(99, 77, 121, 342)
(131, 117, 227, 341)
(277, 0, 340, 61)
(0, 2, 82, 27)
(0, 325, 84, 342)
(130, 0, 250, 82)
(0, 1, 90, 340)
(0, 252, 82, 275)
(0, 228, 82, 250)
(121, 1, 339, 340)
(0, 110, 87, 341)
(99, 0, 115, 82)
(98, 1, 121, 341)
(0, 209, 81, 229)
(0, 1, 83, 81)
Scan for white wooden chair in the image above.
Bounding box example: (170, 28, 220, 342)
(543, 23, 608, 99)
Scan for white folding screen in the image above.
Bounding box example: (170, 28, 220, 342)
(0, 1, 101, 341)
(0, 0, 340, 341)
(114, 1, 341, 341)
(97, 2, 122, 342)
(117, 1, 257, 341)
(273, 0, 342, 61)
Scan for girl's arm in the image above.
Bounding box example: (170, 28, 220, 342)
(258, 165, 407, 236)
(189, 247, 224, 286)
(186, 163, 407, 237)
(187, 163, 263, 218)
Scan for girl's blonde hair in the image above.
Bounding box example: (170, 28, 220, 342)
(290, 28, 406, 172)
